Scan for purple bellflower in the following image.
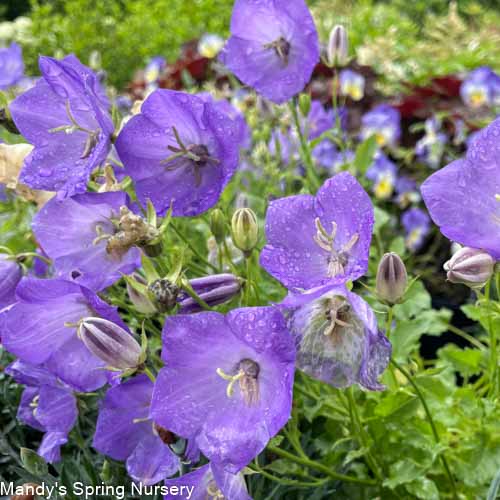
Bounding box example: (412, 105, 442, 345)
(32, 191, 142, 291)
(360, 104, 401, 148)
(9, 55, 114, 199)
(1, 278, 127, 392)
(460, 66, 500, 108)
(115, 90, 240, 217)
(0, 254, 22, 310)
(219, 0, 320, 104)
(0, 42, 24, 89)
(260, 172, 374, 291)
(366, 152, 398, 200)
(150, 307, 295, 473)
(6, 360, 77, 463)
(198, 92, 251, 150)
(421, 116, 500, 259)
(401, 207, 431, 252)
(282, 284, 391, 390)
(164, 463, 251, 500)
(93, 374, 180, 485)
(301, 100, 338, 140)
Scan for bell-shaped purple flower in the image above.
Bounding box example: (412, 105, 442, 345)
(281, 284, 391, 390)
(198, 92, 251, 150)
(0, 43, 24, 89)
(150, 307, 295, 473)
(1, 278, 126, 391)
(115, 90, 240, 217)
(9, 55, 114, 199)
(219, 0, 320, 104)
(6, 360, 77, 463)
(32, 191, 142, 291)
(360, 104, 401, 148)
(260, 172, 374, 291)
(421, 116, 500, 259)
(0, 254, 22, 310)
(164, 463, 251, 500)
(401, 207, 431, 252)
(93, 375, 180, 485)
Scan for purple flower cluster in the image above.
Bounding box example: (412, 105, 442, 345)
(0, 0, 398, 493)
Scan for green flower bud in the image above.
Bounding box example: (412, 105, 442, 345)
(376, 252, 407, 305)
(298, 93, 311, 117)
(210, 208, 226, 244)
(231, 208, 259, 256)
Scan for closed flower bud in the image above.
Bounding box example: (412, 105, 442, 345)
(444, 246, 494, 289)
(327, 25, 348, 67)
(78, 318, 141, 370)
(298, 93, 311, 117)
(231, 208, 259, 256)
(126, 274, 157, 314)
(148, 278, 180, 313)
(376, 252, 408, 305)
(179, 273, 242, 313)
(210, 208, 226, 244)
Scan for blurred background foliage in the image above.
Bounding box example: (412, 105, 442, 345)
(0, 0, 499, 90)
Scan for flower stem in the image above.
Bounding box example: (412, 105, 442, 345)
(170, 222, 218, 273)
(143, 367, 156, 383)
(390, 359, 458, 499)
(288, 98, 320, 193)
(266, 444, 377, 486)
(485, 279, 498, 397)
(385, 306, 394, 338)
(346, 387, 384, 482)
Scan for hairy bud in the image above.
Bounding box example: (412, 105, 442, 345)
(444, 246, 495, 289)
(231, 208, 259, 256)
(376, 252, 408, 305)
(78, 318, 141, 370)
(327, 25, 348, 67)
(148, 278, 180, 313)
(126, 274, 157, 314)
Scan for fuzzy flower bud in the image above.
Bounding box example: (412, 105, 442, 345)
(327, 25, 348, 67)
(210, 208, 226, 244)
(376, 252, 408, 305)
(179, 273, 242, 313)
(444, 246, 495, 289)
(231, 208, 259, 256)
(148, 278, 180, 313)
(78, 318, 141, 370)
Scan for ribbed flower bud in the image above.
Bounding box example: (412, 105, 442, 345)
(298, 93, 311, 117)
(327, 25, 348, 67)
(179, 273, 242, 313)
(444, 246, 494, 289)
(231, 208, 259, 256)
(376, 252, 408, 305)
(78, 318, 141, 370)
(210, 208, 226, 244)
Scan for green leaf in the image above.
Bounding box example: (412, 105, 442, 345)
(384, 458, 426, 488)
(374, 390, 419, 419)
(405, 477, 440, 500)
(20, 448, 48, 476)
(487, 468, 500, 500)
(438, 345, 484, 377)
(374, 206, 391, 233)
(354, 135, 378, 175)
